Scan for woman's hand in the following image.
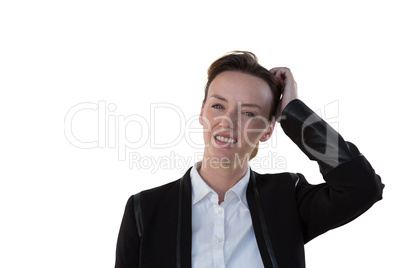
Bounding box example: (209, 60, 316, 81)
(269, 67, 298, 122)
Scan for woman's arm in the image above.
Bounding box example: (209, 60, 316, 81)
(272, 67, 384, 242)
(281, 99, 384, 242)
(271, 66, 368, 174)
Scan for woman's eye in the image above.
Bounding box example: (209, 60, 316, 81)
(244, 112, 255, 117)
(212, 104, 224, 109)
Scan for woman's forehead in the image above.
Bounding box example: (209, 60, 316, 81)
(208, 71, 273, 105)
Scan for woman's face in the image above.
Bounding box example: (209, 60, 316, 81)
(199, 71, 275, 164)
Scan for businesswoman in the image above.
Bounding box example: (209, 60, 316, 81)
(115, 51, 384, 268)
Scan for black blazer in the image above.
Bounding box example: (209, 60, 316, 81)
(115, 100, 384, 268)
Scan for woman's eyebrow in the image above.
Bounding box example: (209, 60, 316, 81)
(210, 94, 262, 110)
(210, 94, 227, 102)
(242, 103, 262, 110)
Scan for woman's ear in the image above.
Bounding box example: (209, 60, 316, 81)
(260, 121, 276, 142)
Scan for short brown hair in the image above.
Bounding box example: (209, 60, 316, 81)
(203, 51, 281, 119)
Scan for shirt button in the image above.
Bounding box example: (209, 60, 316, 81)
(216, 237, 223, 243)
(217, 207, 223, 214)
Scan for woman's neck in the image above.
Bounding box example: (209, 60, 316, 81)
(197, 157, 249, 204)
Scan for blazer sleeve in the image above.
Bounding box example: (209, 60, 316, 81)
(280, 99, 384, 243)
(115, 195, 140, 268)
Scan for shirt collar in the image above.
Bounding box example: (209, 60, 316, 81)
(190, 161, 250, 209)
(190, 161, 214, 205)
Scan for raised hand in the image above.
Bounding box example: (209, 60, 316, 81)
(269, 67, 298, 122)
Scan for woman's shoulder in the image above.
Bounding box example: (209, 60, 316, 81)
(136, 166, 193, 203)
(141, 178, 181, 196)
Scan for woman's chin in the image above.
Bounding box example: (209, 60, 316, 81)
(204, 150, 247, 164)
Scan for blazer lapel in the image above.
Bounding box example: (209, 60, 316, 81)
(177, 167, 193, 268)
(247, 170, 277, 268)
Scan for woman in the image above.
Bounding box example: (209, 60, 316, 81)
(115, 51, 384, 268)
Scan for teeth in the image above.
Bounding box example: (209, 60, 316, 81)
(215, 135, 237, 144)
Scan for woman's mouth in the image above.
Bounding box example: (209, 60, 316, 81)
(214, 135, 238, 144)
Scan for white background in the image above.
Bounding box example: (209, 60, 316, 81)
(1, 0, 400, 267)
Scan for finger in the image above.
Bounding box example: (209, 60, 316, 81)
(269, 67, 288, 72)
(270, 68, 281, 77)
(273, 70, 284, 79)
(269, 68, 282, 75)
(269, 69, 278, 76)
(270, 68, 286, 80)
(270, 67, 291, 77)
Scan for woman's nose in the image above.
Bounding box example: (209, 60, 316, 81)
(218, 110, 238, 129)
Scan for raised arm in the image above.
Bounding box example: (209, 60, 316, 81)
(271, 67, 384, 242)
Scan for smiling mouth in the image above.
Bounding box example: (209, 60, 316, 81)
(214, 135, 238, 144)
